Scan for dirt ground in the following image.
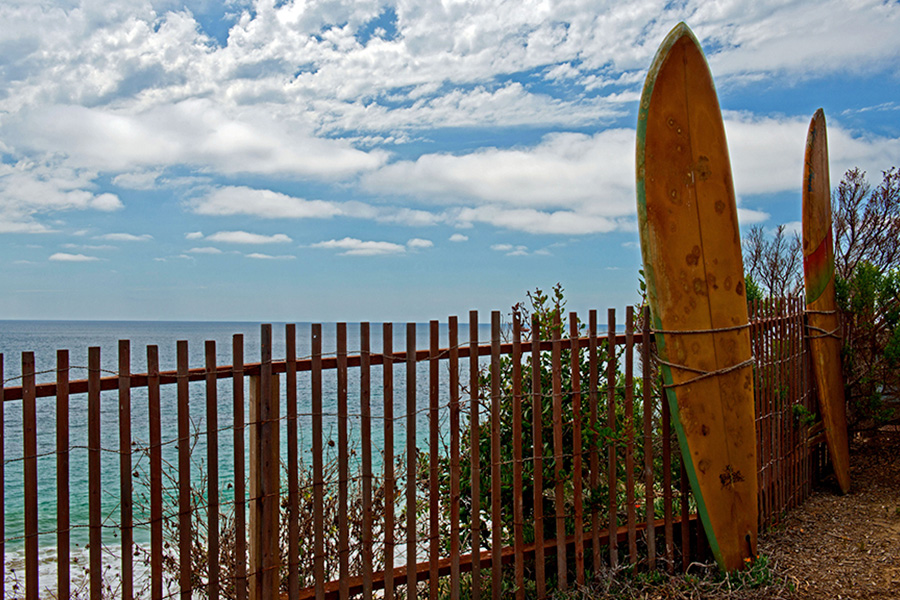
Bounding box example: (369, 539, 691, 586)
(761, 428, 900, 599)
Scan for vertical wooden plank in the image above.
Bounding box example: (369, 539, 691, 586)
(490, 312, 502, 600)
(22, 352, 38, 600)
(338, 324, 350, 600)
(429, 321, 441, 599)
(680, 460, 690, 571)
(147, 346, 163, 600)
(530, 314, 545, 599)
(312, 324, 325, 600)
(607, 308, 618, 570)
(233, 335, 248, 600)
(512, 312, 525, 600)
(469, 311, 482, 600)
(0, 354, 4, 600)
(641, 307, 656, 569)
(177, 341, 192, 600)
(382, 323, 395, 600)
(89, 347, 103, 600)
(550, 311, 566, 590)
(257, 325, 279, 600)
(625, 307, 637, 565)
(661, 382, 674, 573)
(206, 342, 220, 600)
(56, 350, 71, 600)
(406, 323, 417, 600)
(569, 312, 585, 585)
(588, 310, 600, 574)
(448, 317, 461, 600)
(118, 341, 134, 600)
(361, 323, 374, 600)
(286, 325, 299, 600)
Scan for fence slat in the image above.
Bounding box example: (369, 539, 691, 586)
(429, 321, 441, 599)
(312, 324, 325, 600)
(383, 323, 395, 600)
(680, 460, 690, 571)
(490, 311, 502, 600)
(512, 312, 525, 600)
(259, 325, 279, 599)
(233, 335, 248, 600)
(531, 314, 546, 599)
(551, 312, 567, 590)
(625, 307, 637, 565)
(206, 341, 220, 600)
(449, 316, 461, 600)
(469, 311, 482, 600)
(642, 307, 656, 569)
(607, 309, 618, 570)
(118, 341, 134, 600)
(361, 322, 374, 600)
(57, 350, 71, 600)
(589, 310, 600, 574)
(148, 346, 163, 600)
(569, 313, 585, 585)
(406, 323, 417, 600)
(89, 346, 103, 600)
(662, 382, 674, 573)
(287, 325, 300, 600)
(22, 352, 38, 600)
(338, 323, 350, 600)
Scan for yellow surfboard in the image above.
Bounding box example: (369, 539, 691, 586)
(636, 23, 758, 571)
(802, 109, 851, 493)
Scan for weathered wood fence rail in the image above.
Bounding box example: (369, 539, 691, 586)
(0, 300, 827, 600)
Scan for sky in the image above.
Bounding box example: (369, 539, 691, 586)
(1, 0, 899, 323)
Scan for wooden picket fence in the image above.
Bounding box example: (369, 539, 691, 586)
(0, 301, 828, 600)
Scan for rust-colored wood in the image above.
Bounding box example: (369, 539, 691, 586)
(22, 352, 38, 600)
(448, 316, 461, 600)
(588, 310, 600, 573)
(382, 323, 395, 600)
(680, 460, 690, 571)
(118, 341, 134, 600)
(360, 323, 374, 600)
(286, 325, 300, 600)
(406, 323, 417, 600)
(337, 323, 350, 600)
(802, 109, 851, 494)
(469, 310, 482, 600)
(662, 390, 674, 573)
(258, 326, 279, 600)
(550, 312, 567, 590)
(625, 307, 637, 565)
(429, 320, 441, 600)
(490, 311, 502, 600)
(312, 324, 325, 600)
(607, 308, 618, 569)
(89, 346, 103, 600)
(56, 350, 71, 600)
(147, 346, 163, 600)
(206, 341, 220, 600)
(569, 313, 585, 585)
(636, 23, 758, 571)
(233, 335, 248, 600)
(512, 312, 525, 600)
(642, 307, 657, 568)
(530, 313, 546, 599)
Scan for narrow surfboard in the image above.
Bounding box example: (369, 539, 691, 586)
(636, 23, 758, 571)
(802, 109, 851, 494)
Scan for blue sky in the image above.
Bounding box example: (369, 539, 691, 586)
(1, 0, 899, 322)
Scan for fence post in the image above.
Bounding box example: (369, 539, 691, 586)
(250, 325, 280, 600)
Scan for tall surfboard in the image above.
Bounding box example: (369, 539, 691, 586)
(636, 23, 758, 571)
(802, 109, 851, 494)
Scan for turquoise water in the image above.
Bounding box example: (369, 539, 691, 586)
(0, 319, 496, 556)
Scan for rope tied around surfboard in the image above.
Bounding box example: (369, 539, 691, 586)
(650, 322, 751, 335)
(652, 355, 756, 389)
(804, 309, 842, 339)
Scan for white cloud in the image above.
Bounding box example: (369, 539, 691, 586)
(406, 238, 433, 249)
(449, 233, 469, 242)
(460, 206, 626, 235)
(188, 247, 223, 254)
(97, 233, 153, 242)
(49, 252, 100, 262)
(205, 231, 292, 244)
(191, 186, 342, 219)
(491, 243, 529, 256)
(246, 253, 296, 260)
(311, 237, 406, 256)
(185, 231, 204, 240)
